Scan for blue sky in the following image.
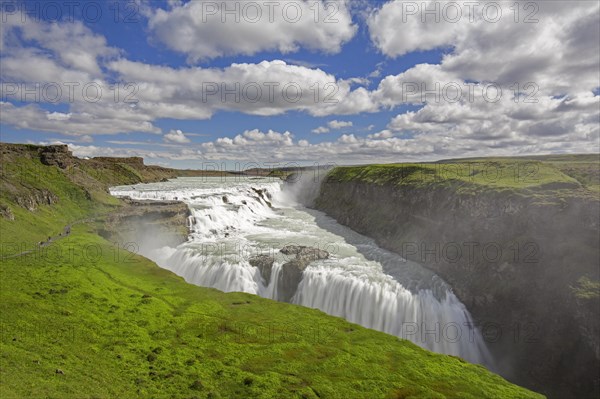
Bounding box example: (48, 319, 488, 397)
(1, 0, 598, 169)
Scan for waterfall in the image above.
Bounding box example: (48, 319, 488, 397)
(110, 176, 494, 368)
(294, 263, 490, 364)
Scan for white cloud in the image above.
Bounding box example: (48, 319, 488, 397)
(312, 119, 353, 134)
(1, 14, 117, 78)
(192, 128, 410, 161)
(0, 15, 157, 136)
(368, 0, 460, 57)
(386, 91, 600, 154)
(164, 129, 191, 144)
(46, 112, 72, 121)
(328, 120, 353, 129)
(312, 126, 330, 134)
(368, 129, 393, 139)
(359, 0, 600, 158)
(1, 4, 599, 162)
(55, 112, 599, 166)
(367, 1, 600, 95)
(147, 0, 357, 62)
(192, 128, 444, 163)
(338, 133, 358, 144)
(107, 59, 375, 119)
(0, 102, 160, 136)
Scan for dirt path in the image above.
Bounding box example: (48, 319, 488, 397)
(1, 215, 102, 260)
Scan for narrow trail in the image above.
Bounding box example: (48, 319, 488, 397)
(1, 215, 103, 260)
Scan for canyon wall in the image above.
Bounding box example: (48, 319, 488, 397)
(313, 165, 599, 399)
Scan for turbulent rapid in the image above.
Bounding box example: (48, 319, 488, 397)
(110, 176, 493, 367)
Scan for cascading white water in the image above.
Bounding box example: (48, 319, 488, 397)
(110, 176, 494, 368)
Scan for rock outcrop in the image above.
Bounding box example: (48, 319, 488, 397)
(39, 145, 74, 169)
(248, 245, 329, 302)
(249, 254, 275, 285)
(0, 204, 14, 220)
(99, 199, 191, 249)
(0, 143, 236, 220)
(278, 245, 329, 302)
(92, 156, 145, 166)
(251, 187, 272, 207)
(14, 188, 59, 211)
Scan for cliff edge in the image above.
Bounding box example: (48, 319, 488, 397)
(314, 157, 599, 399)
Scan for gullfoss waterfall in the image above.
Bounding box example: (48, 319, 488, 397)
(110, 177, 493, 368)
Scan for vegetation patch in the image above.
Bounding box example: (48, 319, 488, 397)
(325, 155, 599, 201)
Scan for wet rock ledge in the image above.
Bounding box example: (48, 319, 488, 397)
(249, 245, 329, 302)
(99, 198, 191, 248)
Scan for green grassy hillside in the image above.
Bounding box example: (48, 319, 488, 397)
(0, 143, 544, 398)
(326, 155, 599, 201)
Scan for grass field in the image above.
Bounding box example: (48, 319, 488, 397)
(325, 155, 599, 198)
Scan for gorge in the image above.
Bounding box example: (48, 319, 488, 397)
(108, 156, 600, 399)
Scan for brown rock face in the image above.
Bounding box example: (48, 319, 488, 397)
(15, 189, 59, 211)
(248, 246, 330, 302)
(92, 156, 144, 166)
(39, 145, 74, 169)
(278, 259, 310, 303)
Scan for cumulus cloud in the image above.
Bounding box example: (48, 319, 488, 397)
(0, 14, 156, 136)
(107, 59, 375, 119)
(368, 0, 460, 57)
(312, 119, 353, 134)
(0, 102, 160, 136)
(312, 126, 330, 134)
(368, 129, 394, 139)
(56, 114, 598, 166)
(214, 129, 294, 147)
(188, 128, 426, 162)
(191, 128, 454, 163)
(147, 0, 357, 62)
(386, 91, 599, 154)
(328, 120, 353, 129)
(164, 129, 191, 143)
(360, 0, 600, 157)
(367, 1, 600, 94)
(1, 13, 117, 79)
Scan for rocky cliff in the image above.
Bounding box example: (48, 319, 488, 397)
(99, 198, 191, 252)
(0, 143, 233, 221)
(313, 159, 599, 399)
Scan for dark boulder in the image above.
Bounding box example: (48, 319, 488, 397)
(249, 254, 275, 285)
(277, 246, 329, 302)
(281, 245, 329, 261)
